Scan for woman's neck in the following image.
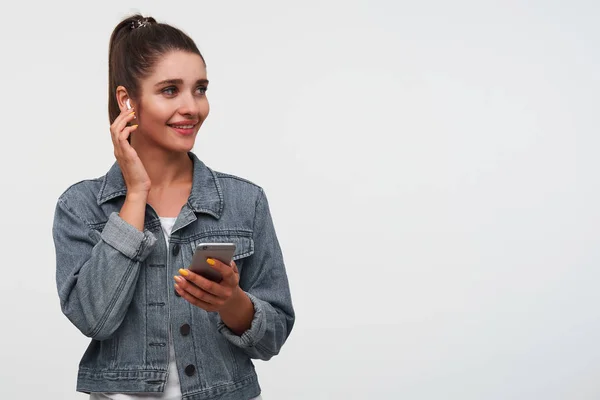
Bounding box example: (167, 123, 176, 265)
(135, 146, 193, 190)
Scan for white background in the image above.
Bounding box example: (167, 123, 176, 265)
(1, 1, 599, 399)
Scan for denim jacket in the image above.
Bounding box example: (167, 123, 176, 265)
(52, 152, 295, 400)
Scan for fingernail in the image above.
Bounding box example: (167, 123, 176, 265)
(132, 124, 138, 128)
(179, 268, 189, 276)
(174, 276, 183, 283)
(206, 258, 216, 266)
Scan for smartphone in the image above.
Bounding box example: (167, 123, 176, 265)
(189, 243, 236, 282)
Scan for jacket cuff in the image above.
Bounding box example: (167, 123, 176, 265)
(100, 212, 157, 261)
(217, 292, 267, 348)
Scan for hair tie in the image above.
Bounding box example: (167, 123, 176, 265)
(130, 18, 150, 30)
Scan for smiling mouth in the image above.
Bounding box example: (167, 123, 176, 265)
(168, 123, 197, 129)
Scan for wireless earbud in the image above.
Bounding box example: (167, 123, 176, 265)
(126, 99, 132, 110)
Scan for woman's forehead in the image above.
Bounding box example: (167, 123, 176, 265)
(147, 51, 207, 83)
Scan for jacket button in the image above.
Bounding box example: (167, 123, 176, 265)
(180, 324, 191, 336)
(174, 288, 181, 297)
(185, 364, 196, 376)
(172, 244, 180, 256)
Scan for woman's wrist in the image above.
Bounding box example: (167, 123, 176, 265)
(219, 287, 255, 336)
(125, 190, 149, 202)
(120, 192, 148, 231)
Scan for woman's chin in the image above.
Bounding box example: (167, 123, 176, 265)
(166, 132, 197, 152)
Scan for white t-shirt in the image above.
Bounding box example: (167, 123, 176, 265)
(90, 217, 262, 400)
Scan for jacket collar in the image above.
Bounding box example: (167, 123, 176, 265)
(97, 152, 224, 218)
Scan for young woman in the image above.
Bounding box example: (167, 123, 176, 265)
(52, 14, 295, 400)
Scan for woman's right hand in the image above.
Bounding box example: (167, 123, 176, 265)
(110, 107, 151, 195)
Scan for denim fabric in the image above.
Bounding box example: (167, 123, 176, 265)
(52, 152, 294, 400)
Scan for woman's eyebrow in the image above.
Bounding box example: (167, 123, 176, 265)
(154, 78, 209, 87)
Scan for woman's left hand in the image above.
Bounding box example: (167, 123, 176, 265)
(174, 259, 241, 313)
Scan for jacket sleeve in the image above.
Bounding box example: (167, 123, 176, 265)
(217, 188, 295, 360)
(52, 197, 157, 340)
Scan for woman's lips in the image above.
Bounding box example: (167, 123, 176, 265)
(168, 123, 197, 136)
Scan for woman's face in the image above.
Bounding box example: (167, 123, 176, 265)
(134, 50, 209, 153)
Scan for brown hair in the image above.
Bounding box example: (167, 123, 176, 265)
(108, 14, 205, 124)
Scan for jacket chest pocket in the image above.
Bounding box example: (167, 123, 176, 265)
(184, 231, 254, 276)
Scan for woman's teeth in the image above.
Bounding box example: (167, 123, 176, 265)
(170, 125, 194, 129)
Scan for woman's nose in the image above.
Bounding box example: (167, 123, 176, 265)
(178, 94, 200, 115)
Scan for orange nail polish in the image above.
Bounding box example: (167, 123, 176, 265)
(206, 258, 215, 266)
(179, 268, 189, 276)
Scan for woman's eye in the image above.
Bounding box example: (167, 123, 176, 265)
(162, 86, 177, 95)
(197, 86, 207, 95)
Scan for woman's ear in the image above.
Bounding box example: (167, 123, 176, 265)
(116, 85, 132, 112)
